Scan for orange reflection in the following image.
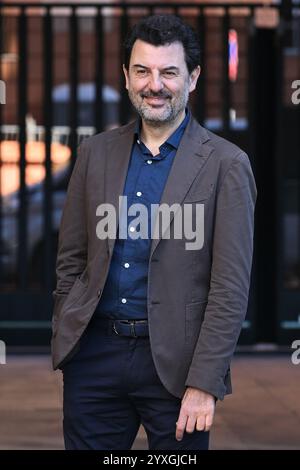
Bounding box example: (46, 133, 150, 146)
(0, 141, 71, 195)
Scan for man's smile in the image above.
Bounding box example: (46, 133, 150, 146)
(143, 96, 168, 106)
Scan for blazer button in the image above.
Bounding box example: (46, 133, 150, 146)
(97, 289, 102, 298)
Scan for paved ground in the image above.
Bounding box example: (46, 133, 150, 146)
(0, 354, 299, 450)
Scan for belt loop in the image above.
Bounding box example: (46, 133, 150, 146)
(130, 321, 137, 338)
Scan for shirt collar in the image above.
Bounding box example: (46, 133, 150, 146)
(134, 107, 190, 150)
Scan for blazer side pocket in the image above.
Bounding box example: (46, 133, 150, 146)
(63, 276, 88, 310)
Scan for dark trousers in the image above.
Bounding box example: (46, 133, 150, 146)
(62, 318, 210, 450)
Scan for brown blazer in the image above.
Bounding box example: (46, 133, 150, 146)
(51, 115, 257, 400)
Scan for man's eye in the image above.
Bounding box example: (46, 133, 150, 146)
(136, 69, 146, 75)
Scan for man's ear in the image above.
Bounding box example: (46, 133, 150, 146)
(189, 65, 201, 93)
(123, 64, 129, 90)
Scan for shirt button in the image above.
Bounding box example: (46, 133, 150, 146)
(124, 262, 130, 268)
(121, 298, 127, 304)
(129, 226, 135, 232)
(147, 159, 152, 165)
(137, 139, 140, 144)
(136, 191, 142, 197)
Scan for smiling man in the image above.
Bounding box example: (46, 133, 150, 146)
(123, 36, 198, 156)
(52, 15, 257, 450)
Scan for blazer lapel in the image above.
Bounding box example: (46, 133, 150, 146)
(150, 117, 213, 257)
(105, 121, 136, 255)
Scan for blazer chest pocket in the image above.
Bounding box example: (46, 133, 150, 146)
(184, 183, 214, 203)
(185, 300, 207, 351)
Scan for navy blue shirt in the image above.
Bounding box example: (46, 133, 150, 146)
(94, 110, 190, 320)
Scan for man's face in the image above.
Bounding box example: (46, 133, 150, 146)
(123, 39, 200, 126)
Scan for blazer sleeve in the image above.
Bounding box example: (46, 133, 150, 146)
(185, 151, 257, 400)
(52, 141, 89, 314)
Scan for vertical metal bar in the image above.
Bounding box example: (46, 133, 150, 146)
(197, 7, 206, 125)
(148, 5, 155, 16)
(281, 0, 293, 47)
(0, 6, 3, 281)
(298, 35, 300, 279)
(252, 27, 278, 342)
(43, 7, 53, 291)
(95, 7, 104, 134)
(298, 103, 300, 287)
(17, 7, 28, 290)
(282, 0, 300, 280)
(247, 8, 256, 163)
(69, 6, 78, 170)
(119, 6, 130, 126)
(222, 8, 230, 136)
(247, 7, 258, 341)
(275, 3, 299, 339)
(275, 10, 285, 322)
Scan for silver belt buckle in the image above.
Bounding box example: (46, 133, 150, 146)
(113, 321, 120, 336)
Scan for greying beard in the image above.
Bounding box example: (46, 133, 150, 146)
(128, 87, 189, 127)
(139, 104, 176, 127)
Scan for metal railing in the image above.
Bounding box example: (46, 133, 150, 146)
(0, 1, 299, 346)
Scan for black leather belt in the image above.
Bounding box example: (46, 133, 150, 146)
(92, 317, 149, 338)
(113, 319, 149, 337)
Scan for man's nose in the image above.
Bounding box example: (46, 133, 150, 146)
(148, 73, 164, 93)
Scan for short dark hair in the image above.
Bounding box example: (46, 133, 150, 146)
(123, 14, 201, 74)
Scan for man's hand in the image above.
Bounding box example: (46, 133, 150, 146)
(175, 387, 216, 441)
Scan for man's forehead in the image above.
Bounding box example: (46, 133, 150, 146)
(130, 39, 185, 67)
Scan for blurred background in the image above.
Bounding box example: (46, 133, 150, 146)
(0, 0, 299, 450)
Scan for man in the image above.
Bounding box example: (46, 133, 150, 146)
(52, 14, 257, 450)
